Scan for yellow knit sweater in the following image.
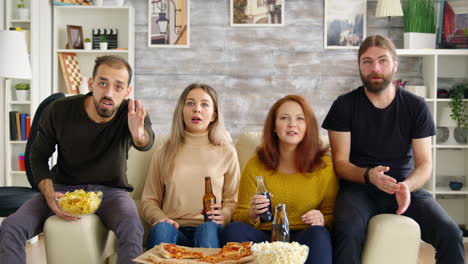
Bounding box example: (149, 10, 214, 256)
(232, 155, 338, 230)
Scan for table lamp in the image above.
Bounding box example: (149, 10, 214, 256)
(0, 30, 32, 80)
(375, 0, 404, 38)
(439, 106, 458, 145)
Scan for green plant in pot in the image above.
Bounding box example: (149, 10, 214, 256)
(16, 0, 29, 20)
(15, 83, 30, 101)
(84, 37, 92, 50)
(99, 35, 108, 50)
(403, 0, 436, 49)
(449, 83, 468, 144)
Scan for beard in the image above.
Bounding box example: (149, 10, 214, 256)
(93, 96, 117, 118)
(360, 70, 394, 94)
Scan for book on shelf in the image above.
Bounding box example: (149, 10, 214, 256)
(15, 112, 21, 141)
(20, 113, 27, 141)
(26, 115, 31, 140)
(9, 111, 18, 141)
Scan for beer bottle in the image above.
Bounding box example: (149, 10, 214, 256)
(203, 176, 217, 222)
(271, 204, 290, 242)
(256, 176, 273, 223)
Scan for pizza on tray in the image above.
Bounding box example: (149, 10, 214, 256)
(140, 242, 254, 264)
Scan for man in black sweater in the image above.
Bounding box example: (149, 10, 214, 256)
(0, 55, 155, 264)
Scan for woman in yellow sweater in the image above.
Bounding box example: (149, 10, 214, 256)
(223, 95, 338, 264)
(141, 83, 240, 249)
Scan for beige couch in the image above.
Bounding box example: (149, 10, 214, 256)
(44, 132, 421, 264)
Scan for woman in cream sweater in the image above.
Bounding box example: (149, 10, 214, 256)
(223, 95, 338, 264)
(141, 83, 240, 249)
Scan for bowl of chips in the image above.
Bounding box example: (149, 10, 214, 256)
(57, 189, 103, 217)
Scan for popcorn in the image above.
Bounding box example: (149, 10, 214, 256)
(251, 241, 309, 264)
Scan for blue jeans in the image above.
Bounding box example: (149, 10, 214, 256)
(147, 221, 222, 249)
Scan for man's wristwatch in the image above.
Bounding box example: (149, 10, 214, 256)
(364, 167, 373, 184)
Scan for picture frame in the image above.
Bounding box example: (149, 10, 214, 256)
(437, 0, 468, 49)
(324, 0, 366, 49)
(148, 0, 190, 48)
(67, 25, 84, 49)
(52, 0, 94, 6)
(230, 0, 284, 27)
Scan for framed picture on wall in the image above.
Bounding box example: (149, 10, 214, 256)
(230, 0, 284, 27)
(324, 0, 366, 49)
(52, 0, 93, 6)
(148, 0, 190, 48)
(437, 0, 468, 49)
(66, 25, 84, 49)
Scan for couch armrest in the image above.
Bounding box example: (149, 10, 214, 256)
(362, 214, 421, 264)
(44, 215, 117, 264)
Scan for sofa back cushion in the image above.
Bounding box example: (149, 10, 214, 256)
(235, 132, 330, 172)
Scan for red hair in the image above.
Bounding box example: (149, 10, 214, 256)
(257, 95, 327, 174)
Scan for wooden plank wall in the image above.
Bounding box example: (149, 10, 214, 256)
(133, 0, 420, 139)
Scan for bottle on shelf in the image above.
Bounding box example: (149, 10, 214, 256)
(256, 175, 273, 223)
(271, 203, 290, 242)
(202, 176, 216, 222)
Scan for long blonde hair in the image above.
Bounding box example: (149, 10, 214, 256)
(158, 83, 232, 179)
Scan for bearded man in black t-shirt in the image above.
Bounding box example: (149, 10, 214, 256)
(322, 35, 465, 264)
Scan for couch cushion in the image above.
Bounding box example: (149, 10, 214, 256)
(235, 132, 330, 172)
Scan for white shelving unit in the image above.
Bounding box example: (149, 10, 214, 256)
(3, 0, 34, 187)
(52, 5, 135, 94)
(397, 49, 468, 239)
(2, 0, 52, 188)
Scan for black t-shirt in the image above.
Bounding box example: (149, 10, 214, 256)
(29, 93, 155, 191)
(322, 86, 436, 181)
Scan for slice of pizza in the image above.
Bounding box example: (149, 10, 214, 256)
(160, 243, 205, 260)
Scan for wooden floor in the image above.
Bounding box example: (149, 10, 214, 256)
(25, 235, 468, 264)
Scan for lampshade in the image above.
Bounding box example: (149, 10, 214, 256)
(376, 0, 403, 17)
(0, 30, 32, 80)
(439, 106, 457, 127)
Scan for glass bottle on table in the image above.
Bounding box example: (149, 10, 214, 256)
(256, 175, 273, 223)
(203, 176, 216, 222)
(271, 203, 290, 242)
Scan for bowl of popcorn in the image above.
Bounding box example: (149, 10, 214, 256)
(56, 189, 103, 217)
(251, 241, 309, 264)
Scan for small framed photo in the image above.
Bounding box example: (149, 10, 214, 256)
(67, 25, 84, 49)
(230, 0, 284, 27)
(148, 0, 190, 48)
(324, 0, 366, 49)
(52, 0, 93, 6)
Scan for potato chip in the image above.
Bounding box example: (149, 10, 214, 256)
(57, 189, 103, 216)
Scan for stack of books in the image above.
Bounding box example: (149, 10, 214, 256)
(9, 111, 30, 141)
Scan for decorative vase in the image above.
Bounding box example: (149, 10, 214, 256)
(115, 0, 125, 6)
(16, 8, 29, 20)
(436, 127, 449, 144)
(84, 42, 92, 50)
(99, 42, 108, 50)
(404, 33, 436, 49)
(15, 89, 29, 101)
(454, 127, 467, 144)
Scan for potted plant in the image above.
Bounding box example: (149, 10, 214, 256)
(99, 35, 108, 51)
(403, 0, 436, 49)
(84, 38, 92, 50)
(449, 83, 468, 144)
(16, 0, 29, 20)
(15, 83, 30, 101)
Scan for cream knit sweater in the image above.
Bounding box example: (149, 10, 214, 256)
(141, 131, 240, 227)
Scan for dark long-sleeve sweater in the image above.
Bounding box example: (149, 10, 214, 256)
(29, 94, 155, 191)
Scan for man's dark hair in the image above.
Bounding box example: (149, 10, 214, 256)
(92, 55, 133, 85)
